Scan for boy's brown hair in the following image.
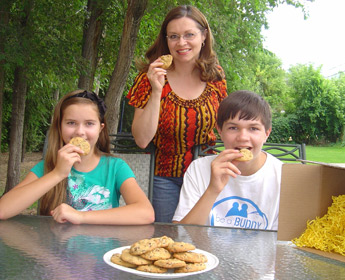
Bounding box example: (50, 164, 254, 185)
(216, 90, 272, 131)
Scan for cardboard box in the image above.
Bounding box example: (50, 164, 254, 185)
(277, 163, 345, 263)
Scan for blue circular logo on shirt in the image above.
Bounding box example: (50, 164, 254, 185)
(210, 196, 268, 229)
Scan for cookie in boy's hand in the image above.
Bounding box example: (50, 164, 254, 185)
(237, 148, 253, 161)
(160, 55, 173, 69)
(69, 137, 90, 155)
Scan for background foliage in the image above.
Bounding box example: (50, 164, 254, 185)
(1, 0, 345, 154)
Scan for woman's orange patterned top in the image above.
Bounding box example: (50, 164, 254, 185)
(127, 70, 227, 177)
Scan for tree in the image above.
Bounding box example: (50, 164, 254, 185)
(286, 64, 344, 144)
(328, 74, 345, 142)
(0, 1, 13, 155)
(251, 50, 289, 115)
(5, 1, 33, 192)
(0, 0, 310, 154)
(78, 0, 109, 91)
(105, 0, 148, 134)
(3, 0, 85, 193)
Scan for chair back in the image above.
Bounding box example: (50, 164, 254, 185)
(110, 133, 155, 205)
(193, 140, 306, 163)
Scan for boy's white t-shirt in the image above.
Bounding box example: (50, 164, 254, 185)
(173, 152, 283, 230)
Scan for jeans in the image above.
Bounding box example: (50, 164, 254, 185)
(152, 176, 183, 223)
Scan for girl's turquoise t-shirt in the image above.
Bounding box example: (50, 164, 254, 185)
(31, 156, 135, 210)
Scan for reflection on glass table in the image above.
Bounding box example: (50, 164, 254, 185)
(0, 215, 344, 280)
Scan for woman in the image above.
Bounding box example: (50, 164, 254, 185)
(127, 5, 227, 222)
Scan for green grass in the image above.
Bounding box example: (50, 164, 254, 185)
(210, 144, 345, 164)
(305, 144, 345, 163)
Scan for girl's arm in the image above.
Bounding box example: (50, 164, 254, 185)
(0, 144, 82, 220)
(131, 60, 166, 149)
(0, 170, 64, 220)
(51, 178, 155, 225)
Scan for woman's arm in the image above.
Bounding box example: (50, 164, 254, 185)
(131, 60, 166, 148)
(51, 178, 155, 225)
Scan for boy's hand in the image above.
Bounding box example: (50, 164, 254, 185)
(209, 149, 242, 194)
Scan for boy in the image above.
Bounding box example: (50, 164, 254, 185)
(172, 90, 283, 230)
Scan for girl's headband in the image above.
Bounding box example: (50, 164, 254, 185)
(66, 90, 107, 120)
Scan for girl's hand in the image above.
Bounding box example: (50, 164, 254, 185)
(209, 149, 242, 194)
(51, 203, 84, 224)
(54, 144, 83, 179)
(147, 58, 167, 95)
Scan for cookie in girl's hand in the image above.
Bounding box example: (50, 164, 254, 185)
(69, 137, 90, 155)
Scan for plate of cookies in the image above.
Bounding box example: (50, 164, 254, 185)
(103, 236, 219, 278)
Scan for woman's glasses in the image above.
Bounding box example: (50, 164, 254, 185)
(166, 30, 203, 42)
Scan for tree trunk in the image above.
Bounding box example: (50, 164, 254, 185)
(4, 0, 32, 193)
(0, 1, 12, 157)
(21, 115, 28, 162)
(105, 0, 148, 134)
(42, 89, 60, 158)
(5, 66, 27, 192)
(78, 0, 105, 91)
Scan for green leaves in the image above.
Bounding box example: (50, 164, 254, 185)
(2, 0, 344, 151)
(281, 64, 345, 144)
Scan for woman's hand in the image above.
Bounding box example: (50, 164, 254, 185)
(51, 203, 84, 224)
(147, 58, 167, 96)
(53, 144, 83, 179)
(209, 149, 242, 194)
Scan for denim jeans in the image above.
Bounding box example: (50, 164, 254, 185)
(152, 176, 183, 223)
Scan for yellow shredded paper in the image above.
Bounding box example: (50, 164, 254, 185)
(292, 194, 345, 256)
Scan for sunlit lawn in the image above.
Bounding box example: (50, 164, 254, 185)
(215, 143, 345, 164)
(305, 144, 345, 163)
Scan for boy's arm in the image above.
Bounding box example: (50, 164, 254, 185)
(174, 150, 241, 225)
(176, 185, 220, 225)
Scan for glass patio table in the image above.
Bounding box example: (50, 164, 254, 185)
(0, 215, 344, 279)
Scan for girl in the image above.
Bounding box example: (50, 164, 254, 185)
(0, 90, 155, 225)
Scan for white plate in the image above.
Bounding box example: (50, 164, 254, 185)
(103, 246, 219, 279)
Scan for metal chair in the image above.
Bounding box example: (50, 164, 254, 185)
(109, 133, 155, 205)
(193, 140, 306, 163)
(262, 143, 306, 162)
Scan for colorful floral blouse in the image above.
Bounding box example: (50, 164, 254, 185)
(127, 68, 227, 177)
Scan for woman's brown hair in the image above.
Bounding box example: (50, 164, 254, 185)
(39, 89, 110, 215)
(137, 5, 224, 81)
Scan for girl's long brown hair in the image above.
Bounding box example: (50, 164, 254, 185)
(137, 5, 224, 82)
(39, 90, 110, 215)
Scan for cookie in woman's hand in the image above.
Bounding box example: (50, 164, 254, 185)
(160, 55, 173, 69)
